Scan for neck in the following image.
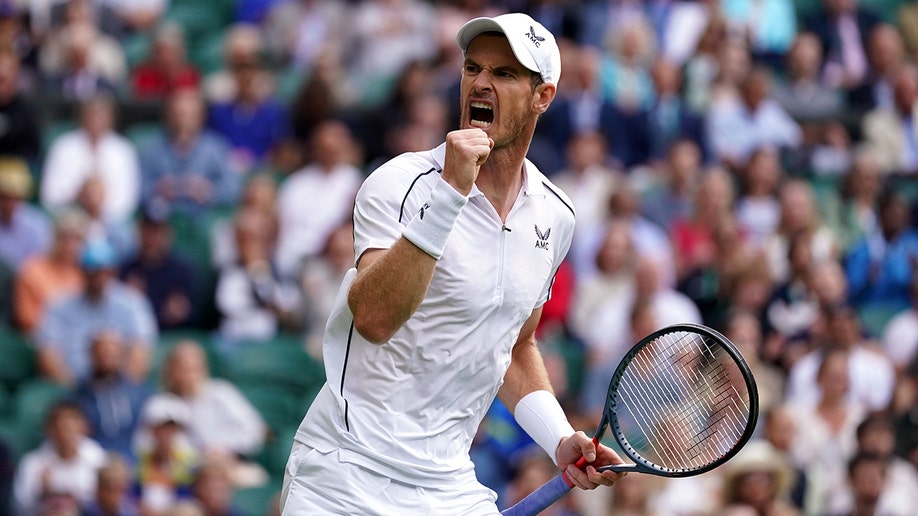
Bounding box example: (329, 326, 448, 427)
(476, 147, 526, 221)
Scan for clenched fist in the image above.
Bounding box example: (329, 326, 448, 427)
(442, 129, 494, 195)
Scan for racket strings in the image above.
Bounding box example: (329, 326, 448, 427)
(614, 331, 752, 471)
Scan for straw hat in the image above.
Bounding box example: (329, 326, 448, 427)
(722, 440, 796, 502)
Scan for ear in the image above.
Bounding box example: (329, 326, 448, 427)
(532, 82, 556, 115)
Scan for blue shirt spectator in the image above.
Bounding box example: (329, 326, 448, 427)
(120, 200, 198, 330)
(35, 239, 158, 386)
(0, 157, 52, 270)
(140, 89, 241, 215)
(73, 329, 153, 461)
(845, 190, 918, 312)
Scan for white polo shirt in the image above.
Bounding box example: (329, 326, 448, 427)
(294, 143, 575, 488)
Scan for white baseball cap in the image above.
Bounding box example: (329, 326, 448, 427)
(456, 13, 561, 86)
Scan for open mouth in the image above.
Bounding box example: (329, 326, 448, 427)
(469, 102, 494, 128)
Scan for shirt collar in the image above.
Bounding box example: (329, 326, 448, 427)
(431, 142, 546, 199)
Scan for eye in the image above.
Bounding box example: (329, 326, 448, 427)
(465, 63, 481, 74)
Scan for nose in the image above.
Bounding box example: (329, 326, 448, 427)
(471, 69, 494, 91)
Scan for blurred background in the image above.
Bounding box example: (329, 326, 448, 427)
(0, 0, 916, 515)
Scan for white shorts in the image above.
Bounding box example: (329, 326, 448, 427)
(280, 439, 500, 515)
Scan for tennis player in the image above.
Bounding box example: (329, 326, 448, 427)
(280, 13, 626, 514)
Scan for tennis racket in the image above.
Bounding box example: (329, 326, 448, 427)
(502, 323, 758, 516)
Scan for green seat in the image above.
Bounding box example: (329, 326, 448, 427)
(859, 305, 901, 338)
(232, 479, 282, 516)
(8, 380, 70, 456)
(228, 337, 325, 394)
(237, 383, 301, 434)
(0, 326, 36, 390)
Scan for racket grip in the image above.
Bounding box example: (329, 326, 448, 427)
(500, 473, 573, 516)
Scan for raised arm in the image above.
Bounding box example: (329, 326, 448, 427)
(348, 129, 492, 343)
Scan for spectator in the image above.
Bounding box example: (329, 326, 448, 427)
(159, 340, 267, 463)
(191, 458, 243, 516)
(105, 0, 167, 34)
(549, 131, 620, 281)
(862, 63, 918, 175)
(827, 452, 913, 515)
(640, 57, 706, 163)
(787, 347, 865, 514)
(844, 188, 918, 312)
(39, 20, 124, 99)
(671, 166, 736, 283)
(640, 138, 702, 232)
(881, 273, 918, 372)
(41, 94, 141, 224)
(74, 174, 138, 261)
(606, 184, 677, 288)
(764, 233, 821, 348)
(275, 119, 362, 277)
(263, 0, 347, 75)
(822, 145, 884, 253)
(139, 88, 240, 215)
(203, 23, 269, 104)
(851, 412, 918, 504)
(0, 156, 52, 271)
(707, 66, 802, 169)
(300, 220, 355, 359)
(215, 207, 302, 347)
(13, 400, 107, 515)
(803, 0, 881, 89)
(720, 440, 799, 516)
(80, 453, 140, 516)
(763, 179, 838, 285)
(35, 238, 158, 386)
(339, 0, 437, 109)
(721, 0, 797, 63)
(73, 329, 153, 460)
(683, 14, 730, 114)
(133, 394, 200, 515)
(597, 16, 656, 114)
(0, 49, 40, 160)
(15, 209, 87, 333)
(120, 200, 196, 330)
(131, 22, 201, 99)
(207, 46, 291, 174)
(735, 146, 785, 250)
(210, 173, 278, 270)
(847, 23, 906, 114)
(786, 303, 896, 412)
(771, 32, 844, 123)
(724, 309, 786, 416)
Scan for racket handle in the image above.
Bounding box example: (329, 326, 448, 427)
(500, 473, 573, 516)
(597, 463, 639, 473)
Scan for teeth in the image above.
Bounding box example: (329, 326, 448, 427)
(471, 102, 492, 110)
(470, 120, 491, 128)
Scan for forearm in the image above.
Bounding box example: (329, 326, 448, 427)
(498, 335, 554, 410)
(347, 238, 438, 343)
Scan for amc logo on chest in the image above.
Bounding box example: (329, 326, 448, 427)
(534, 224, 550, 251)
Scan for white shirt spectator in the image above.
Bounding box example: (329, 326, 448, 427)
(707, 97, 802, 165)
(276, 161, 362, 277)
(178, 378, 267, 457)
(13, 437, 107, 514)
(882, 308, 918, 369)
(785, 346, 896, 411)
(41, 129, 141, 223)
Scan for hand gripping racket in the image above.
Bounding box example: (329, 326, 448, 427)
(502, 323, 758, 516)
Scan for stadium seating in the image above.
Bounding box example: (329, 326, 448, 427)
(0, 326, 36, 392)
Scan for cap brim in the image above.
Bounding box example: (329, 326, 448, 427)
(456, 17, 541, 77)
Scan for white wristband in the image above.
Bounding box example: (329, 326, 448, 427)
(402, 178, 468, 259)
(514, 390, 576, 466)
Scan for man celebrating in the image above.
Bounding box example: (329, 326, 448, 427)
(281, 13, 625, 514)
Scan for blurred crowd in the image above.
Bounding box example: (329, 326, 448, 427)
(0, 0, 917, 515)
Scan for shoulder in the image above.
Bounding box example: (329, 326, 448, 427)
(529, 162, 576, 220)
(359, 146, 444, 197)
